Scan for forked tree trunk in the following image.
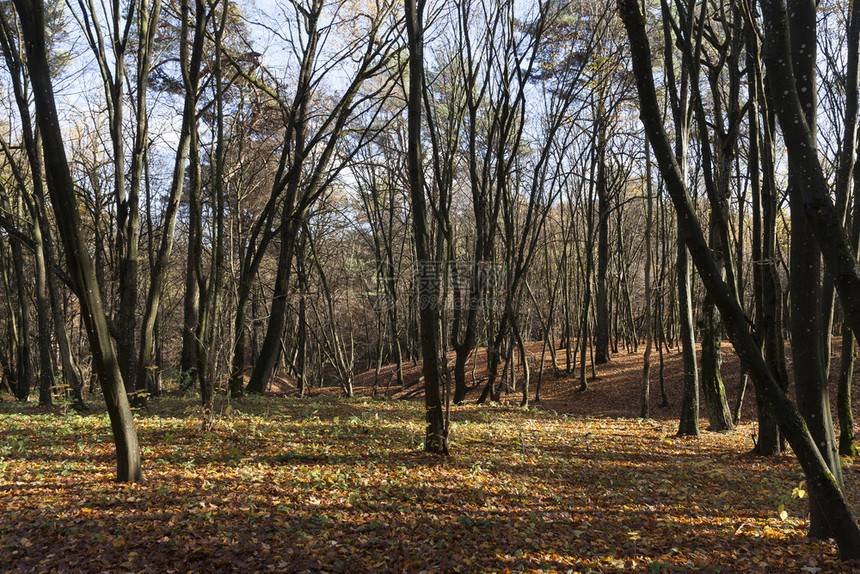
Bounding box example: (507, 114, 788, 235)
(620, 0, 860, 558)
(245, 217, 299, 395)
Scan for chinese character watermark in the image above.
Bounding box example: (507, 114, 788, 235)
(360, 260, 507, 311)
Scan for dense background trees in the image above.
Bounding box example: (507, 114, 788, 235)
(2, 0, 860, 558)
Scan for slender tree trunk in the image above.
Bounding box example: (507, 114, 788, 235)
(694, 47, 736, 432)
(135, 0, 209, 397)
(641, 138, 653, 418)
(181, 175, 201, 389)
(183, 110, 203, 393)
(13, 0, 141, 482)
(197, 2, 227, 429)
(701, 293, 733, 431)
(594, 118, 610, 365)
(229, 278, 252, 396)
(833, 0, 860, 460)
(31, 205, 54, 406)
(819, 0, 860, 383)
(516, 319, 529, 407)
(658, 0, 699, 435)
(245, 217, 299, 394)
(296, 232, 309, 396)
(0, 243, 19, 394)
(748, 20, 787, 454)
(8, 214, 31, 402)
(839, 163, 860, 457)
(838, 320, 857, 457)
(676, 238, 699, 436)
(406, 0, 448, 455)
(46, 230, 84, 409)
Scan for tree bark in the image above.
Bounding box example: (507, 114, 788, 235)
(406, 0, 448, 455)
(641, 137, 653, 419)
(197, 1, 227, 428)
(595, 117, 610, 365)
(676, 237, 699, 436)
(13, 0, 141, 482)
(5, 197, 32, 402)
(135, 0, 209, 397)
(839, 164, 860, 457)
(31, 202, 54, 406)
(783, 0, 842, 540)
(659, 0, 700, 436)
(744, 3, 787, 455)
(619, 0, 860, 557)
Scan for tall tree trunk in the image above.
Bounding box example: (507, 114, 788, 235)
(839, 163, 860, 457)
(692, 16, 738, 433)
(7, 201, 32, 402)
(245, 217, 299, 395)
(183, 99, 203, 393)
(640, 138, 653, 418)
(819, 0, 860, 383)
(620, 0, 860, 557)
(406, 0, 448, 454)
(579, 152, 597, 391)
(180, 175, 201, 389)
(784, 0, 842, 540)
(193, 0, 227, 421)
(198, 4, 227, 427)
(135, 0, 209, 397)
(594, 118, 610, 365)
(659, 0, 699, 436)
(295, 231, 309, 396)
(31, 204, 54, 406)
(243, 0, 379, 395)
(13, 0, 141, 482)
(746, 12, 787, 454)
(836, 0, 860, 459)
(676, 238, 699, 436)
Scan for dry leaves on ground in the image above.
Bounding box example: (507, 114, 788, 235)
(1, 391, 858, 573)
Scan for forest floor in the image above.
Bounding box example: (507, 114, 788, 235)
(1, 341, 860, 572)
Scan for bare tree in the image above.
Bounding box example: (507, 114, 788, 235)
(619, 0, 860, 557)
(10, 0, 142, 482)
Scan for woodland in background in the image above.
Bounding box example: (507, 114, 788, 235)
(4, 0, 860, 562)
